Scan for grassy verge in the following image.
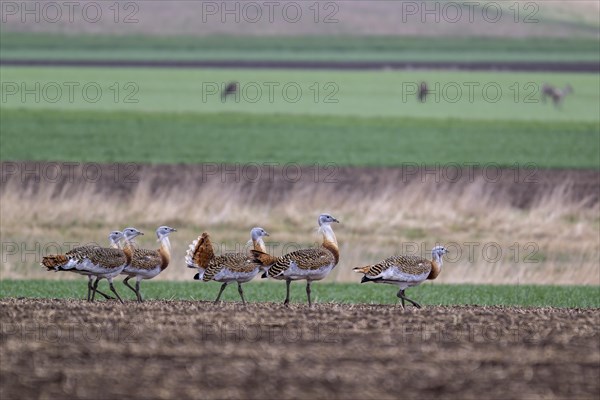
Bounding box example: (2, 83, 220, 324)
(1, 280, 598, 308)
(1, 33, 599, 63)
(2, 108, 598, 167)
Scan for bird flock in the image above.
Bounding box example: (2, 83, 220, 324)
(42, 213, 448, 308)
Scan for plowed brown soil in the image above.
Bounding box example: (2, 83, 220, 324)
(1, 299, 598, 399)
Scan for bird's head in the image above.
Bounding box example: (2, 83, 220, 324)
(431, 245, 449, 259)
(156, 226, 177, 241)
(318, 213, 340, 227)
(122, 227, 144, 242)
(250, 227, 269, 241)
(108, 231, 124, 247)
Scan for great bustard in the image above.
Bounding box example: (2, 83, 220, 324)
(185, 232, 214, 273)
(541, 83, 573, 107)
(353, 246, 449, 308)
(89, 230, 125, 301)
(252, 213, 340, 306)
(221, 81, 239, 100)
(121, 226, 177, 302)
(418, 81, 429, 102)
(186, 227, 269, 304)
(41, 228, 143, 303)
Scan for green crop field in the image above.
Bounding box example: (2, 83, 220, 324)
(1, 33, 599, 63)
(2, 66, 598, 121)
(1, 280, 598, 308)
(2, 108, 598, 167)
(1, 66, 599, 167)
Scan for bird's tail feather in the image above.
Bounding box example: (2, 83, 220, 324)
(41, 255, 69, 270)
(353, 265, 371, 274)
(185, 232, 214, 269)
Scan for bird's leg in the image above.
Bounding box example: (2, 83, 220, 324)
(135, 280, 143, 302)
(123, 276, 137, 296)
(91, 278, 100, 302)
(108, 279, 124, 304)
(90, 277, 114, 300)
(95, 289, 115, 300)
(397, 289, 421, 309)
(284, 279, 291, 306)
(306, 281, 312, 307)
(237, 282, 246, 305)
(95, 285, 115, 300)
(87, 277, 93, 302)
(124, 276, 142, 302)
(214, 282, 228, 304)
(405, 297, 422, 309)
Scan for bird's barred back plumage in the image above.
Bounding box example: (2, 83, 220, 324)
(201, 253, 259, 282)
(42, 246, 129, 271)
(266, 247, 336, 278)
(42, 245, 98, 270)
(354, 255, 433, 278)
(130, 248, 168, 271)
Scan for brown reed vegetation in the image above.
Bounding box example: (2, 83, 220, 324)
(1, 164, 598, 285)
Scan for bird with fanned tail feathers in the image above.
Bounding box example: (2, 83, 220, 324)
(186, 227, 270, 304)
(185, 232, 214, 273)
(353, 246, 449, 309)
(121, 226, 177, 302)
(41, 228, 143, 303)
(251, 214, 340, 307)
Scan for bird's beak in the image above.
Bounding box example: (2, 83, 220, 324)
(264, 232, 270, 236)
(138, 232, 145, 236)
(171, 228, 177, 232)
(333, 218, 340, 223)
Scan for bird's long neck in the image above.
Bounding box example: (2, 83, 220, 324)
(428, 252, 442, 280)
(124, 239, 138, 250)
(319, 224, 339, 265)
(122, 246, 132, 264)
(158, 236, 172, 270)
(122, 239, 137, 264)
(319, 224, 337, 246)
(252, 238, 267, 253)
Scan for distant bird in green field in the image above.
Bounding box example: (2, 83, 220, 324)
(221, 81, 239, 100)
(541, 83, 573, 108)
(418, 81, 429, 102)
